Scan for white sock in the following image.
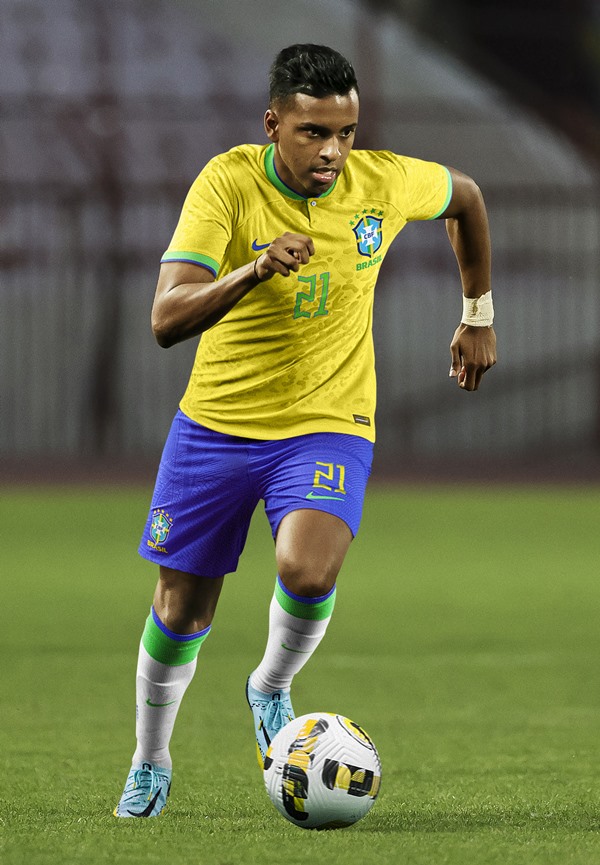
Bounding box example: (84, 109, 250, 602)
(132, 643, 197, 770)
(250, 586, 334, 693)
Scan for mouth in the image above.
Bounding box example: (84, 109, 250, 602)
(311, 167, 338, 185)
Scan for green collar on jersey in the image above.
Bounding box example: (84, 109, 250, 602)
(264, 144, 338, 201)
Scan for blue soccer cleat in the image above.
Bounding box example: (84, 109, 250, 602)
(113, 762, 172, 818)
(246, 677, 295, 769)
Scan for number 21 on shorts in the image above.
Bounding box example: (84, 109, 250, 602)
(312, 461, 346, 494)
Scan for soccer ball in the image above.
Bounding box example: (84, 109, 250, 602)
(263, 712, 381, 830)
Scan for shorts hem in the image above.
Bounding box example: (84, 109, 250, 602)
(270, 502, 359, 541)
(138, 547, 232, 578)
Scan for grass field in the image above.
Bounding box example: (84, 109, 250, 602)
(2, 483, 600, 865)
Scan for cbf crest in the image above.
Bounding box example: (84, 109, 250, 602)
(352, 215, 383, 258)
(149, 508, 173, 552)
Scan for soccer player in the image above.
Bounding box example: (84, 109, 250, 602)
(114, 43, 496, 817)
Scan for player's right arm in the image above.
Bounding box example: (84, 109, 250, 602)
(151, 232, 315, 348)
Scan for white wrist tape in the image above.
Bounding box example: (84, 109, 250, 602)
(461, 291, 494, 327)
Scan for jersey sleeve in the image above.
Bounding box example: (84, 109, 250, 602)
(394, 155, 453, 223)
(161, 155, 235, 277)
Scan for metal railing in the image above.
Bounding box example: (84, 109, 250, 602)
(2, 179, 599, 463)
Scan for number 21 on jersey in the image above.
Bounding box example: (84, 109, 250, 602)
(293, 272, 330, 319)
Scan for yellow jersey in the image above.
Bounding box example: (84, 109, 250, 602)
(162, 143, 452, 442)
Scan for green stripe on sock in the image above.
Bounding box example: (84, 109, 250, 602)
(274, 581, 336, 621)
(141, 614, 209, 666)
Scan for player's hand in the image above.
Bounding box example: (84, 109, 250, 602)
(254, 232, 315, 280)
(449, 324, 497, 391)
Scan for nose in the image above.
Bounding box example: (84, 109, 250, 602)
(319, 135, 341, 161)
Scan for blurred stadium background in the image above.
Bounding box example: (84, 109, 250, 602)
(1, 0, 600, 483)
(3, 7, 600, 860)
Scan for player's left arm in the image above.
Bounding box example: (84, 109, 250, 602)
(440, 167, 496, 391)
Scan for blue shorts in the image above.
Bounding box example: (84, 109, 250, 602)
(139, 410, 374, 577)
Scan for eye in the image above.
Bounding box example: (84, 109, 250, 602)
(301, 127, 322, 138)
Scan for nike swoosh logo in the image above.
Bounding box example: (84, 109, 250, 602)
(259, 718, 272, 748)
(281, 643, 311, 654)
(146, 698, 177, 707)
(306, 490, 345, 501)
(127, 788, 163, 818)
(251, 239, 271, 251)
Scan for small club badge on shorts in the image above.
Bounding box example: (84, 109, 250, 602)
(148, 508, 173, 553)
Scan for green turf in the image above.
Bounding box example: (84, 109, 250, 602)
(2, 484, 600, 864)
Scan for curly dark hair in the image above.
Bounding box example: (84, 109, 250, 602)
(269, 44, 359, 106)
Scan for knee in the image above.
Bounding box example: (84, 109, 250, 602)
(154, 567, 223, 634)
(275, 510, 351, 597)
(277, 552, 339, 598)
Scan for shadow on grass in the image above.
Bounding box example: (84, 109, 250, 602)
(360, 804, 600, 834)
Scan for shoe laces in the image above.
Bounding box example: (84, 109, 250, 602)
(130, 764, 155, 795)
(263, 696, 292, 735)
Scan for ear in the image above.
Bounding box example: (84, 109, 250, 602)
(264, 108, 280, 142)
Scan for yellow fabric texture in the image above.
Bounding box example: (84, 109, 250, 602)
(162, 144, 451, 441)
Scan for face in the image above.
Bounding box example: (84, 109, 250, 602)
(264, 89, 359, 197)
